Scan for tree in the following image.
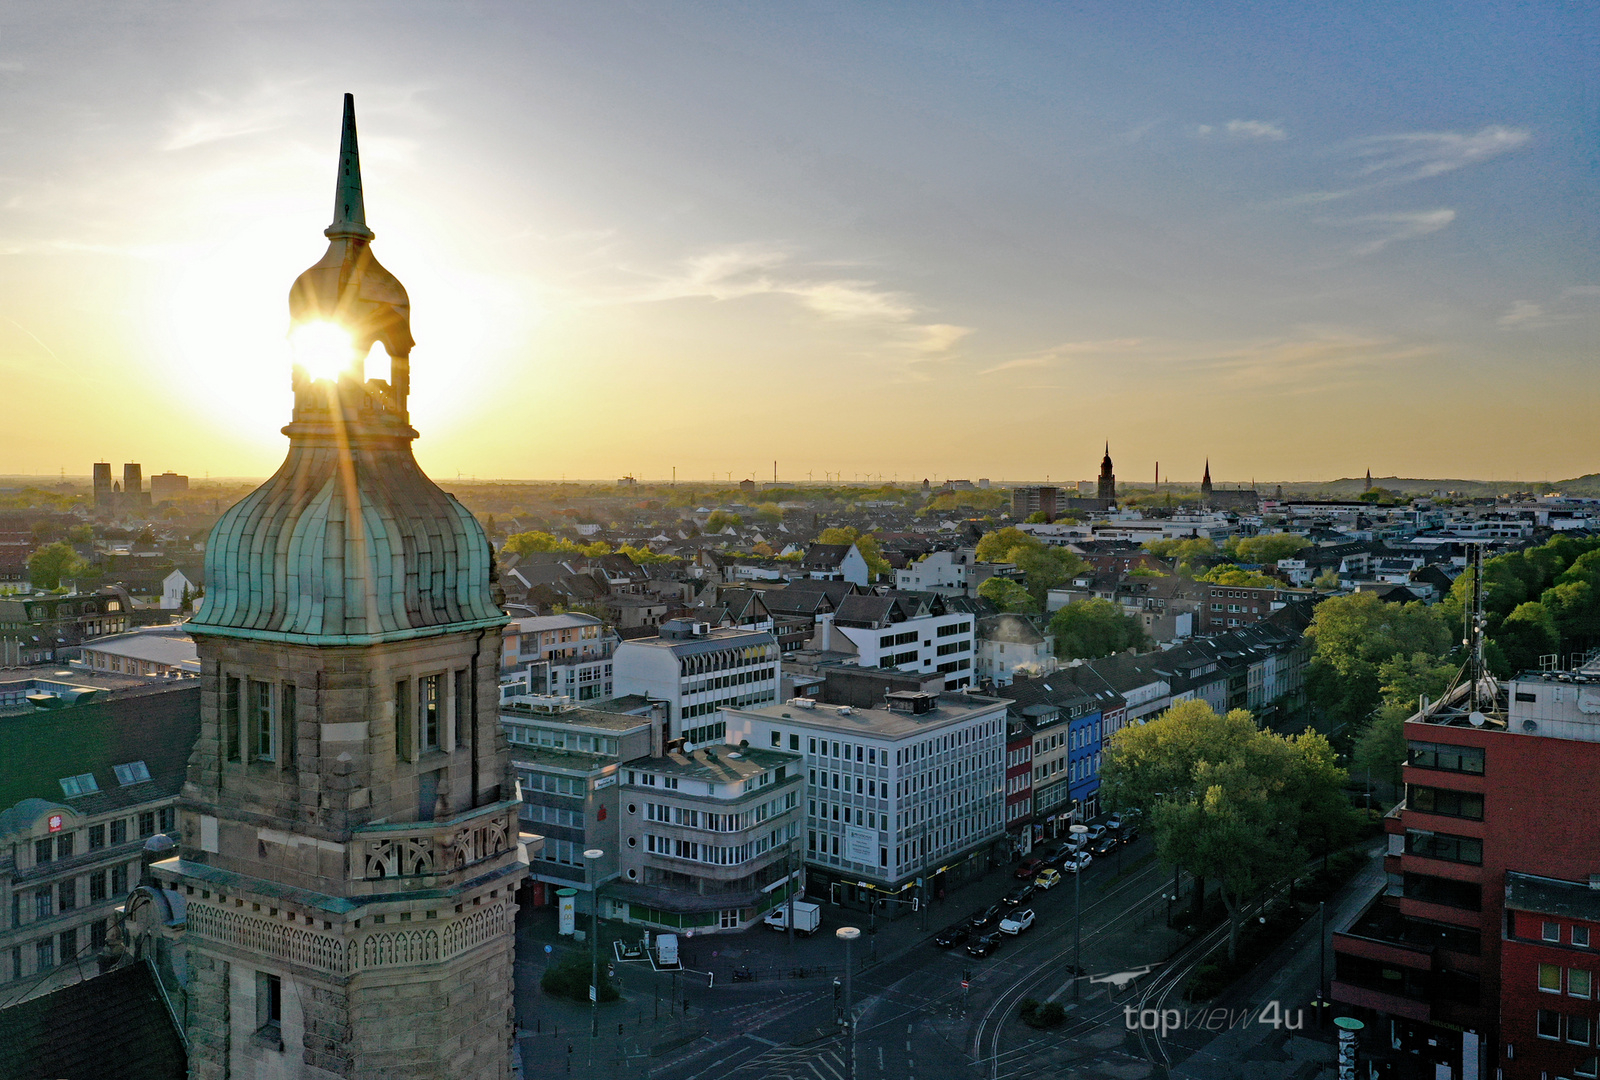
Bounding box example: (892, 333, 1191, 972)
(705, 511, 743, 532)
(816, 526, 890, 579)
(1024, 511, 1050, 524)
(1049, 599, 1149, 660)
(503, 530, 564, 556)
(1195, 564, 1281, 588)
(1312, 569, 1342, 591)
(1496, 601, 1559, 674)
(975, 527, 1038, 563)
(754, 502, 784, 525)
(1101, 700, 1352, 961)
(975, 527, 1084, 604)
(978, 577, 1038, 613)
(28, 541, 87, 590)
(1304, 592, 1451, 732)
(1352, 652, 1459, 787)
(1227, 533, 1310, 565)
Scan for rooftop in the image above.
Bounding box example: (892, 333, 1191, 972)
(646, 744, 800, 784)
(729, 691, 1007, 738)
(503, 612, 603, 634)
(76, 624, 200, 672)
(500, 702, 650, 732)
(1507, 871, 1600, 923)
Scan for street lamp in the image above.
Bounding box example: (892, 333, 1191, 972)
(584, 848, 604, 1038)
(1070, 824, 1088, 999)
(836, 926, 860, 1080)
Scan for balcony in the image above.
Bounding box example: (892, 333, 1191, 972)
(348, 800, 524, 897)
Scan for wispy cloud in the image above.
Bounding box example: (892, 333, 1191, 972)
(1326, 208, 1457, 255)
(1496, 286, 1600, 330)
(1194, 119, 1286, 141)
(977, 338, 1144, 376)
(1352, 125, 1530, 183)
(1498, 300, 1545, 328)
(586, 245, 970, 359)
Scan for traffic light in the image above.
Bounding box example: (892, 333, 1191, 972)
(833, 978, 842, 1001)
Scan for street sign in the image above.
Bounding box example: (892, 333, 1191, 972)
(589, 985, 597, 1002)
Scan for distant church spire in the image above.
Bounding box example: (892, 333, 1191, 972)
(1365, 468, 1373, 491)
(1097, 443, 1116, 503)
(326, 93, 374, 241)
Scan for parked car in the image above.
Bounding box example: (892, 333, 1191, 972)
(1106, 811, 1127, 831)
(1013, 858, 1045, 880)
(998, 909, 1036, 935)
(1034, 868, 1063, 890)
(968, 903, 1005, 930)
(1092, 836, 1119, 857)
(1063, 833, 1089, 853)
(1063, 851, 1093, 873)
(1003, 882, 1036, 906)
(934, 924, 970, 948)
(966, 934, 1002, 958)
(1085, 824, 1107, 842)
(1121, 825, 1141, 845)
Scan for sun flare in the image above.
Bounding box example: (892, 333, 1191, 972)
(290, 320, 359, 382)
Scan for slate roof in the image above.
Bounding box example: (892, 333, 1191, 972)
(833, 594, 907, 628)
(0, 684, 199, 830)
(0, 962, 186, 1080)
(800, 543, 851, 571)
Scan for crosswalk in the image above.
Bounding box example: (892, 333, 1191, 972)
(723, 1044, 846, 1080)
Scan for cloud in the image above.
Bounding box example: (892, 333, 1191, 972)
(1329, 208, 1456, 255)
(1498, 301, 1545, 328)
(587, 244, 970, 359)
(1225, 119, 1286, 141)
(1193, 120, 1286, 141)
(1350, 125, 1530, 183)
(977, 356, 1048, 376)
(977, 338, 1144, 376)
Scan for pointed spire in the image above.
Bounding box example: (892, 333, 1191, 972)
(1203, 458, 1211, 482)
(326, 93, 374, 241)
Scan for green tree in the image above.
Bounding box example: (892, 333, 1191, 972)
(977, 577, 1039, 613)
(1049, 599, 1149, 660)
(975, 527, 1038, 563)
(1312, 569, 1342, 591)
(754, 502, 784, 525)
(1195, 564, 1281, 588)
(1496, 601, 1559, 674)
(27, 541, 88, 590)
(1228, 533, 1310, 565)
(503, 530, 565, 556)
(706, 511, 744, 532)
(1024, 510, 1050, 524)
(1304, 592, 1452, 732)
(1352, 653, 1459, 787)
(975, 527, 1084, 604)
(816, 526, 890, 578)
(1101, 700, 1351, 961)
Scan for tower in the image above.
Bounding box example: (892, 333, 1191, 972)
(153, 95, 524, 1080)
(92, 462, 113, 507)
(1097, 443, 1116, 502)
(1201, 459, 1213, 498)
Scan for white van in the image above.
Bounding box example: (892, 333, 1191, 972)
(656, 933, 679, 967)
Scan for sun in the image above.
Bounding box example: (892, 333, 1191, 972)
(290, 320, 359, 383)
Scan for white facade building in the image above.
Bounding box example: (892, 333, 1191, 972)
(723, 690, 1008, 901)
(612, 619, 781, 745)
(501, 612, 617, 702)
(813, 596, 976, 690)
(894, 549, 972, 596)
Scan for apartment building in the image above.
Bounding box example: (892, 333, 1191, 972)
(812, 593, 975, 690)
(612, 619, 781, 745)
(500, 612, 616, 703)
(1332, 658, 1600, 1079)
(614, 745, 803, 932)
(723, 689, 1008, 915)
(0, 685, 197, 1003)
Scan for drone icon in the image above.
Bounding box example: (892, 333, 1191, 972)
(1084, 964, 1160, 991)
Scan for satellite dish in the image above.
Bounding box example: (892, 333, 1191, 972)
(1523, 719, 1538, 733)
(1468, 712, 1486, 727)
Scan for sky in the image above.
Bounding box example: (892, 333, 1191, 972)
(0, 2, 1594, 485)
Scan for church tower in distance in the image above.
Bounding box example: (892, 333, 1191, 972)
(154, 95, 525, 1080)
(1097, 443, 1116, 503)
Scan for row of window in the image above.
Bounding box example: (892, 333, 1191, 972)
(1408, 741, 1485, 775)
(810, 770, 890, 799)
(681, 690, 774, 721)
(1536, 1009, 1600, 1061)
(684, 664, 776, 696)
(811, 800, 883, 830)
(15, 864, 131, 926)
(936, 621, 972, 638)
(880, 630, 919, 648)
(8, 921, 109, 982)
(1541, 964, 1597, 998)
(504, 725, 621, 756)
(642, 826, 790, 865)
(1405, 829, 1483, 866)
(808, 830, 888, 867)
(520, 772, 585, 797)
(1407, 785, 1484, 821)
(32, 810, 170, 868)
(1545, 921, 1594, 948)
(519, 803, 584, 828)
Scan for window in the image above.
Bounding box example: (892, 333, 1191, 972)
(281, 682, 297, 765)
(89, 871, 108, 904)
(1579, 1055, 1600, 1078)
(34, 838, 52, 865)
(110, 819, 126, 846)
(1402, 872, 1480, 911)
(256, 971, 283, 1034)
(421, 675, 441, 750)
(59, 928, 76, 965)
(454, 670, 470, 750)
(59, 773, 98, 797)
(34, 889, 51, 921)
(394, 679, 411, 758)
(790, 734, 800, 751)
(111, 864, 128, 896)
(160, 807, 175, 833)
(1541, 963, 1563, 993)
(1405, 830, 1482, 865)
(58, 879, 75, 913)
(251, 681, 274, 760)
(1546, 921, 1564, 943)
(138, 812, 156, 839)
(35, 939, 53, 972)
(1579, 927, 1593, 948)
(225, 677, 242, 762)
(771, 731, 781, 747)
(1406, 785, 1484, 820)
(56, 832, 74, 859)
(89, 920, 107, 950)
(87, 824, 105, 851)
(1572, 968, 1594, 999)
(1574, 1015, 1594, 1046)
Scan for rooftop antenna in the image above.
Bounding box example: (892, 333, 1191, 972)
(1467, 542, 1488, 713)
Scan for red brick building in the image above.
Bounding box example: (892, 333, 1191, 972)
(1004, 716, 1033, 854)
(1332, 661, 1600, 1079)
(1500, 873, 1600, 1080)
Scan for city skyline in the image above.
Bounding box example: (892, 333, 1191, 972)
(0, 4, 1594, 482)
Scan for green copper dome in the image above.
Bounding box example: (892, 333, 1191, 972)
(188, 95, 504, 646)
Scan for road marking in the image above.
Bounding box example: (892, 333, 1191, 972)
(746, 1034, 779, 1046)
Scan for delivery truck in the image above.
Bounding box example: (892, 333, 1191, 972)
(762, 900, 821, 935)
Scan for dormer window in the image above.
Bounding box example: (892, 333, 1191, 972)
(113, 761, 151, 786)
(59, 773, 99, 798)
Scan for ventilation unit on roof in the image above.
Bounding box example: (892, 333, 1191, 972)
(1523, 719, 1538, 733)
(788, 698, 816, 709)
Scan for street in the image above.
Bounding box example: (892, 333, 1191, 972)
(511, 835, 1366, 1080)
